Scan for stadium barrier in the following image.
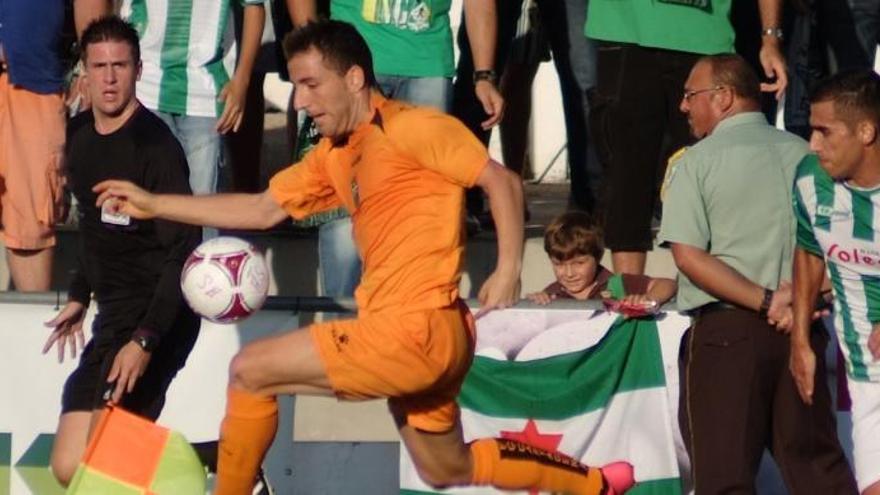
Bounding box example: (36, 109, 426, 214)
(0, 293, 847, 494)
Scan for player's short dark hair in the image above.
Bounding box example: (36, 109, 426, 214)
(699, 54, 761, 104)
(80, 15, 140, 65)
(810, 69, 880, 129)
(282, 19, 377, 89)
(544, 211, 604, 262)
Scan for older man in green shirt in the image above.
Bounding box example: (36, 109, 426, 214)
(658, 54, 855, 493)
(587, 0, 788, 276)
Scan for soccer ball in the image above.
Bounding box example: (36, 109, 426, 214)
(180, 237, 269, 323)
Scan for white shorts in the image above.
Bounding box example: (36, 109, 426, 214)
(849, 378, 880, 492)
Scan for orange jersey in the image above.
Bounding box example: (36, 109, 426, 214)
(269, 93, 488, 314)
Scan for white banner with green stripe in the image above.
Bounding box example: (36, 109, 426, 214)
(400, 307, 691, 494)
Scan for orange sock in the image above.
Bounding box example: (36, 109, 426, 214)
(470, 438, 611, 495)
(215, 388, 278, 495)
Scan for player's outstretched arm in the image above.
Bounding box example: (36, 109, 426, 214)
(93, 180, 289, 230)
(475, 160, 523, 316)
(790, 247, 826, 405)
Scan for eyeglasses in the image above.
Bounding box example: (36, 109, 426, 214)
(682, 86, 725, 101)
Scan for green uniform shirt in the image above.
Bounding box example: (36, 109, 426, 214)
(332, 0, 454, 78)
(122, 0, 265, 118)
(585, 0, 735, 55)
(657, 112, 809, 310)
(794, 155, 880, 382)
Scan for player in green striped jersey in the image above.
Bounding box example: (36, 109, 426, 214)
(792, 69, 880, 495)
(119, 0, 266, 198)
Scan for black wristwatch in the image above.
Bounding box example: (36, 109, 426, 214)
(473, 69, 497, 85)
(132, 333, 158, 353)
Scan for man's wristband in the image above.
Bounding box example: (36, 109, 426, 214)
(473, 69, 497, 85)
(758, 288, 773, 318)
(761, 27, 783, 40)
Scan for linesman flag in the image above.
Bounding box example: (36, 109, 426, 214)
(67, 406, 205, 494)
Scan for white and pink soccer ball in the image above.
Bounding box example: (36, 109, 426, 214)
(180, 237, 269, 323)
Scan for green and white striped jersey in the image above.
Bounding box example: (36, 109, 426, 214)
(121, 0, 264, 118)
(794, 154, 880, 382)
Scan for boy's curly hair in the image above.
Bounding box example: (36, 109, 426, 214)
(543, 211, 603, 261)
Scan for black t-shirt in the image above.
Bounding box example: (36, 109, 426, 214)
(65, 104, 200, 341)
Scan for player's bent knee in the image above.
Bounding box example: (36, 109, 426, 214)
(415, 462, 471, 489)
(49, 453, 78, 487)
(228, 351, 263, 392)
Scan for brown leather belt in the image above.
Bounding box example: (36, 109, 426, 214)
(690, 301, 744, 317)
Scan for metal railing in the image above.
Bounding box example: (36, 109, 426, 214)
(0, 291, 681, 313)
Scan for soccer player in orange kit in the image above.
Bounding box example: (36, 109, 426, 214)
(93, 20, 635, 495)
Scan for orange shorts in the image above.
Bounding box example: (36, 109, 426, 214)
(310, 300, 475, 433)
(0, 73, 66, 250)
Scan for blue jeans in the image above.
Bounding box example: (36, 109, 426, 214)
(549, 0, 601, 211)
(376, 75, 453, 112)
(153, 112, 222, 196)
(454, 0, 601, 213)
(318, 216, 361, 299)
(849, 0, 880, 62)
(563, 0, 597, 97)
(783, 0, 873, 138)
(590, 44, 696, 251)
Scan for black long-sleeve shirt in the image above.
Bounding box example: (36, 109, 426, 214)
(65, 104, 201, 341)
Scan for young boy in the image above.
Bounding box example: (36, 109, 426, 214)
(528, 212, 676, 312)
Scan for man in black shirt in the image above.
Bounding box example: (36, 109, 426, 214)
(41, 16, 201, 487)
